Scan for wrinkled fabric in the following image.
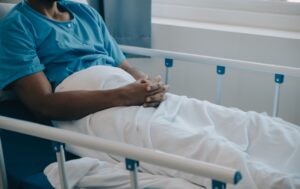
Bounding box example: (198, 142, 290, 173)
(44, 157, 203, 189)
(54, 65, 300, 189)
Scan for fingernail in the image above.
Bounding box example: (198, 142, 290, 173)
(146, 97, 151, 102)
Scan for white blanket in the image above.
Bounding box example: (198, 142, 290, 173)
(45, 157, 202, 189)
(53, 65, 300, 189)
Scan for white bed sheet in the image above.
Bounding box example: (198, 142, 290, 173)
(45, 157, 203, 189)
(53, 65, 300, 189)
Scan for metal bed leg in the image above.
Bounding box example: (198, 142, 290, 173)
(212, 180, 226, 189)
(54, 143, 69, 189)
(125, 158, 140, 189)
(215, 66, 226, 105)
(0, 134, 8, 189)
(272, 74, 284, 117)
(164, 58, 173, 85)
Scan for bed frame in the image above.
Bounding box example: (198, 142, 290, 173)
(0, 45, 299, 189)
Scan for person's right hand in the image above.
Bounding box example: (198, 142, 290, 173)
(143, 75, 168, 107)
(122, 76, 168, 107)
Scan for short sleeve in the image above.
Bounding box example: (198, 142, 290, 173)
(0, 14, 44, 89)
(90, 8, 126, 67)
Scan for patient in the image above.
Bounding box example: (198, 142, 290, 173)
(0, 0, 167, 121)
(1, 1, 300, 189)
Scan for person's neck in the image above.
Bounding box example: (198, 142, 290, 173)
(26, 0, 69, 21)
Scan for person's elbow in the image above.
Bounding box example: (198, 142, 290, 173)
(30, 97, 61, 121)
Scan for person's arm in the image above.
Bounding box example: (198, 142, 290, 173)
(118, 60, 148, 80)
(119, 60, 168, 107)
(11, 72, 165, 121)
(91, 9, 167, 107)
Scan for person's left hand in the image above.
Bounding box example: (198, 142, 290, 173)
(143, 75, 168, 108)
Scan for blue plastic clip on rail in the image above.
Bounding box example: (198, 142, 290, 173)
(212, 180, 226, 189)
(52, 142, 64, 152)
(165, 58, 173, 68)
(274, 74, 284, 84)
(216, 65, 226, 75)
(125, 158, 139, 171)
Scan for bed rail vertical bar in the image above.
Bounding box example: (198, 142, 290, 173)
(0, 133, 8, 189)
(126, 158, 139, 189)
(215, 66, 226, 105)
(164, 58, 173, 85)
(272, 74, 284, 117)
(212, 180, 226, 189)
(54, 142, 69, 189)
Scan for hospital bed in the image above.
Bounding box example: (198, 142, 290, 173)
(0, 47, 299, 189)
(0, 2, 300, 189)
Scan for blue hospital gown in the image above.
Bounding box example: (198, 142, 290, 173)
(0, 0, 126, 89)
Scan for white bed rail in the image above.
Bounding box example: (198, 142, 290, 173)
(120, 45, 300, 116)
(0, 115, 241, 189)
(120, 45, 300, 78)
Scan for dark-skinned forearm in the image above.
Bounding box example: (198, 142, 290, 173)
(33, 88, 129, 121)
(119, 60, 148, 80)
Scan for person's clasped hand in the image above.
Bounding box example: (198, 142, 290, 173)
(122, 75, 168, 108)
(142, 75, 168, 108)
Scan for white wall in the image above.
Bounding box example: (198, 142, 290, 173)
(129, 22, 300, 125)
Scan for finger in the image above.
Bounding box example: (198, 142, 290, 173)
(153, 75, 162, 82)
(152, 75, 164, 86)
(147, 84, 169, 96)
(143, 101, 161, 108)
(137, 78, 148, 84)
(146, 77, 168, 92)
(144, 92, 167, 106)
(145, 92, 165, 103)
(163, 84, 169, 92)
(143, 74, 149, 80)
(146, 82, 161, 91)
